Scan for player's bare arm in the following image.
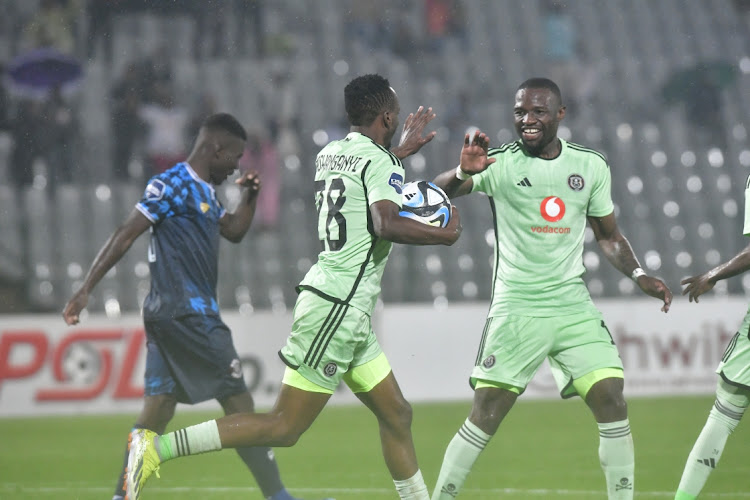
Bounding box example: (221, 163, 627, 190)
(370, 199, 461, 246)
(390, 105, 437, 160)
(588, 212, 673, 313)
(682, 241, 750, 303)
(219, 171, 261, 243)
(62, 209, 152, 325)
(433, 132, 496, 199)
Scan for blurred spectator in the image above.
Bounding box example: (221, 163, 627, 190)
(0, 63, 9, 132)
(85, 0, 120, 61)
(187, 92, 218, 144)
(345, 1, 387, 51)
(20, 0, 83, 56)
(39, 85, 78, 187)
(260, 66, 301, 159)
(138, 82, 189, 178)
(424, 0, 466, 53)
(9, 99, 43, 189)
(444, 89, 479, 140)
(189, 0, 226, 59)
(541, 0, 598, 120)
(683, 72, 728, 151)
(110, 61, 145, 181)
(542, 1, 579, 108)
(240, 127, 280, 231)
(139, 46, 173, 103)
(390, 16, 417, 60)
(234, 0, 266, 58)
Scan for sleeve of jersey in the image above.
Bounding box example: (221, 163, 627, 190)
(135, 176, 176, 224)
(587, 160, 615, 217)
(743, 174, 750, 236)
(365, 156, 405, 206)
(470, 150, 500, 195)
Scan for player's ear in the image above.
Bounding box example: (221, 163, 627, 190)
(382, 110, 393, 130)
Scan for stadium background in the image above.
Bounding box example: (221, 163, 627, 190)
(1, 1, 750, 498)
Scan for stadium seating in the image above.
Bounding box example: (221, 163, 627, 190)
(3, 0, 750, 312)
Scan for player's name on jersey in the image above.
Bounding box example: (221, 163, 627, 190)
(316, 154, 366, 172)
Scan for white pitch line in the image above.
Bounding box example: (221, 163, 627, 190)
(3, 485, 750, 498)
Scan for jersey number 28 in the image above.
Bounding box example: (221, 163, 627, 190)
(315, 178, 347, 251)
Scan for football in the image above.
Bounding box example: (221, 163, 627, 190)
(399, 180, 452, 228)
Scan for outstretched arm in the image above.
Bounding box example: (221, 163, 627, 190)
(682, 241, 750, 303)
(588, 212, 672, 312)
(62, 209, 152, 325)
(432, 132, 495, 199)
(219, 171, 261, 243)
(370, 200, 461, 246)
(391, 106, 437, 160)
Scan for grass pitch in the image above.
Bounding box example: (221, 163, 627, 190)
(1, 396, 749, 499)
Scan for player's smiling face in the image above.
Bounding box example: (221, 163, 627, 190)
(514, 87, 565, 158)
(209, 135, 245, 184)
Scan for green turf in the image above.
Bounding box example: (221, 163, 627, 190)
(1, 396, 749, 499)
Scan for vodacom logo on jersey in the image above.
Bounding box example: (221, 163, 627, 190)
(531, 196, 571, 234)
(540, 196, 565, 222)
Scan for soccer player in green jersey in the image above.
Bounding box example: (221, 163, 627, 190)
(126, 74, 495, 500)
(429, 78, 673, 500)
(674, 179, 750, 499)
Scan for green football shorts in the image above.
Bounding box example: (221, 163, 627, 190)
(717, 308, 750, 390)
(278, 291, 387, 392)
(471, 312, 624, 399)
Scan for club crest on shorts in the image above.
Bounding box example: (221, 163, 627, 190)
(567, 174, 584, 191)
(483, 355, 496, 368)
(323, 362, 338, 377)
(229, 359, 243, 379)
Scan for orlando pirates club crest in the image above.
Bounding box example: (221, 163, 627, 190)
(567, 174, 584, 191)
(324, 362, 338, 377)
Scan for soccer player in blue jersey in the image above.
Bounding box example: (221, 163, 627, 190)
(62, 113, 306, 500)
(430, 78, 672, 500)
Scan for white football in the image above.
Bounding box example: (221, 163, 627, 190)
(399, 180, 451, 228)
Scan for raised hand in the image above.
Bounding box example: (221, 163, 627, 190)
(392, 106, 437, 160)
(235, 170, 261, 200)
(459, 131, 496, 175)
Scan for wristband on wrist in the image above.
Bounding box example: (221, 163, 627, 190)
(455, 165, 471, 181)
(631, 267, 647, 281)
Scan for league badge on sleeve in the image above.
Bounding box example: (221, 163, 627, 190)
(145, 179, 166, 201)
(389, 172, 404, 194)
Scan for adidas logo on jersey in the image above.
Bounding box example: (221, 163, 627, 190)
(517, 177, 532, 187)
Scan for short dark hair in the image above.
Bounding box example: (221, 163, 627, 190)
(517, 78, 563, 104)
(201, 113, 247, 141)
(344, 74, 397, 126)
